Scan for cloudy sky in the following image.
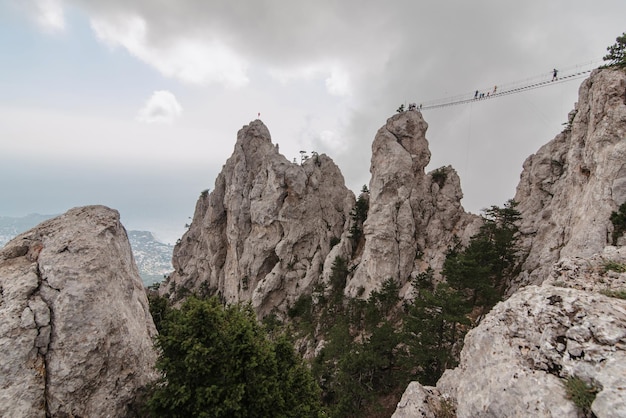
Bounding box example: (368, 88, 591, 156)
(1, 0, 625, 243)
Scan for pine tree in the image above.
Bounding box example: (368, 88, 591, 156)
(147, 296, 322, 417)
(604, 32, 626, 68)
(403, 282, 471, 385)
(443, 199, 520, 310)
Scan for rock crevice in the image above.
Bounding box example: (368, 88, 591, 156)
(0, 206, 158, 417)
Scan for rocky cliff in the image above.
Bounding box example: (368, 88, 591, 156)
(512, 68, 626, 292)
(393, 68, 626, 417)
(161, 67, 626, 416)
(393, 247, 626, 418)
(0, 206, 158, 417)
(165, 120, 355, 315)
(164, 112, 480, 313)
(347, 110, 480, 298)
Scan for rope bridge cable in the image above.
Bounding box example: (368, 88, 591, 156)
(418, 59, 603, 111)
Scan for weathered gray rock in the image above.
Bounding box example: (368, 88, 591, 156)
(165, 120, 355, 315)
(347, 110, 481, 298)
(512, 68, 626, 292)
(166, 114, 482, 312)
(545, 245, 626, 294)
(394, 69, 626, 418)
(391, 382, 446, 418)
(0, 206, 158, 418)
(434, 278, 626, 417)
(394, 244, 626, 418)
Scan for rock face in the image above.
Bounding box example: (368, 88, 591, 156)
(391, 382, 446, 418)
(434, 251, 626, 418)
(512, 68, 626, 291)
(0, 206, 158, 418)
(165, 120, 355, 315)
(394, 247, 626, 417)
(347, 111, 480, 297)
(165, 114, 480, 312)
(393, 68, 626, 418)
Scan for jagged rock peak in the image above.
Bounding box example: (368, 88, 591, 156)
(165, 120, 355, 316)
(165, 111, 479, 313)
(347, 110, 480, 298)
(512, 68, 626, 291)
(233, 119, 278, 167)
(0, 205, 158, 417)
(376, 109, 431, 172)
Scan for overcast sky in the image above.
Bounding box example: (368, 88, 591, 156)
(1, 0, 625, 244)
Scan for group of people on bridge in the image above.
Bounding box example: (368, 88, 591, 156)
(474, 85, 498, 100)
(399, 67, 564, 112)
(473, 68, 559, 100)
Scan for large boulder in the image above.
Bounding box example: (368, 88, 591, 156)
(0, 206, 158, 417)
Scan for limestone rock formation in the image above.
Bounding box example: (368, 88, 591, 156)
(512, 68, 626, 291)
(391, 382, 446, 418)
(165, 114, 480, 313)
(438, 265, 626, 416)
(347, 110, 481, 297)
(393, 246, 626, 417)
(393, 68, 626, 418)
(165, 120, 355, 315)
(0, 206, 158, 418)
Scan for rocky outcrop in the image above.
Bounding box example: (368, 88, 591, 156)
(392, 246, 626, 417)
(512, 68, 626, 291)
(393, 68, 626, 418)
(166, 114, 480, 312)
(0, 206, 158, 417)
(347, 110, 480, 297)
(391, 382, 448, 418)
(165, 120, 355, 315)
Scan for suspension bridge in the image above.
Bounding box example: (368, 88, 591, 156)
(416, 59, 603, 111)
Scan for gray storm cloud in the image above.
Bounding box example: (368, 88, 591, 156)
(66, 0, 626, 211)
(6, 0, 626, 241)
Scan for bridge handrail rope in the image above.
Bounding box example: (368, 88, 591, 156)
(419, 59, 604, 111)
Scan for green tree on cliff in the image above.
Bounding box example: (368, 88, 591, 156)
(604, 32, 626, 67)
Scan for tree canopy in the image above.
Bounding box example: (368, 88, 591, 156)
(147, 296, 322, 418)
(604, 32, 626, 68)
(443, 199, 521, 310)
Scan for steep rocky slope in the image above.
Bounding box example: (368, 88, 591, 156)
(0, 206, 158, 417)
(512, 68, 626, 292)
(393, 67, 626, 417)
(393, 247, 626, 418)
(162, 67, 626, 417)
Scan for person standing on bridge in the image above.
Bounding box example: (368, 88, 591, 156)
(552, 68, 558, 81)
